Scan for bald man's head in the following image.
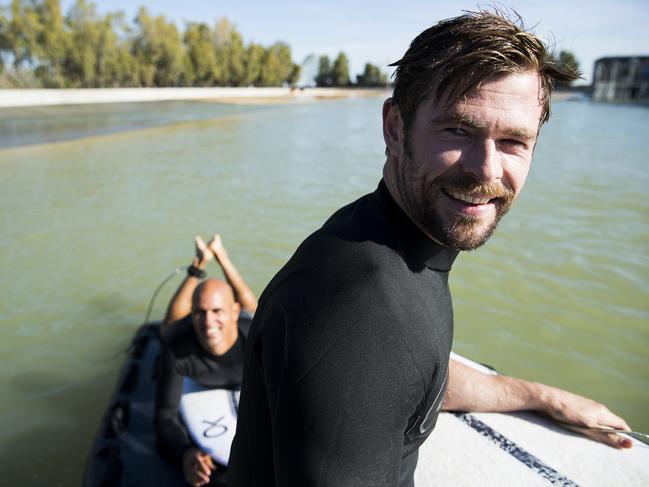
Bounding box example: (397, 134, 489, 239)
(192, 279, 235, 309)
(191, 278, 240, 355)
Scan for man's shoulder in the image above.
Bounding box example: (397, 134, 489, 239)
(261, 234, 399, 314)
(321, 185, 399, 245)
(162, 316, 193, 344)
(257, 188, 406, 302)
(303, 189, 402, 267)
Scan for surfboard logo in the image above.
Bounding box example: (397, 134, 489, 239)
(202, 416, 228, 438)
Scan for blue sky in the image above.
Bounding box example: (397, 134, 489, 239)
(60, 0, 648, 84)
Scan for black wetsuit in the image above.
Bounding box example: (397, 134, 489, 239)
(155, 314, 252, 465)
(228, 181, 459, 487)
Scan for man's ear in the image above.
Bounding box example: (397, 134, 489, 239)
(382, 98, 405, 159)
(232, 301, 241, 320)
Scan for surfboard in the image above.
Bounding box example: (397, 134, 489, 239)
(179, 379, 240, 466)
(415, 352, 649, 486)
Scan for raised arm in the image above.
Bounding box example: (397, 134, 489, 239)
(443, 358, 633, 449)
(162, 236, 212, 329)
(208, 235, 258, 314)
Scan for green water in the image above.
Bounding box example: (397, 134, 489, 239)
(0, 98, 647, 485)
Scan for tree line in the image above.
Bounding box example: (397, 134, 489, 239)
(0, 0, 390, 89)
(315, 52, 387, 88)
(0, 0, 300, 88)
(0, 2, 579, 91)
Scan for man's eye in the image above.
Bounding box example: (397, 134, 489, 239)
(501, 139, 526, 148)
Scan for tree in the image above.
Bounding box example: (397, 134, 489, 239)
(184, 22, 217, 86)
(33, 0, 68, 86)
(258, 42, 298, 87)
(287, 63, 300, 87)
(356, 62, 387, 87)
(63, 0, 134, 88)
(132, 7, 184, 87)
(211, 17, 231, 85)
(332, 51, 350, 86)
(94, 12, 136, 87)
(64, 0, 101, 87)
(106, 13, 139, 87)
(315, 55, 332, 87)
(0, 8, 7, 74)
(227, 29, 245, 86)
(557, 50, 580, 86)
(243, 42, 264, 86)
(211, 18, 246, 86)
(113, 41, 138, 87)
(6, 0, 42, 69)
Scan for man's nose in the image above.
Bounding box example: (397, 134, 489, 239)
(462, 140, 503, 182)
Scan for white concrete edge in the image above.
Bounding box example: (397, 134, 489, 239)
(0, 87, 392, 108)
(450, 351, 499, 375)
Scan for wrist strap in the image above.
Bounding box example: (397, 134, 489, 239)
(187, 265, 206, 279)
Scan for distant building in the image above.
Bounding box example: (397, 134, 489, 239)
(592, 56, 649, 103)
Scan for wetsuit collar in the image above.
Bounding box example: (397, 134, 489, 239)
(374, 179, 459, 272)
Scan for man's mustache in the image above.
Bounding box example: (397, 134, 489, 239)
(433, 175, 515, 200)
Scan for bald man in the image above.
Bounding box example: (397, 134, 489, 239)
(155, 235, 257, 487)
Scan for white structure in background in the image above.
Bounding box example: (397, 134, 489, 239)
(592, 56, 649, 103)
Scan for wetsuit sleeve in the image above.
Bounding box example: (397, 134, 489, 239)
(154, 345, 194, 464)
(231, 266, 418, 486)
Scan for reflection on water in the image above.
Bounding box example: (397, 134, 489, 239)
(0, 101, 274, 148)
(0, 98, 647, 485)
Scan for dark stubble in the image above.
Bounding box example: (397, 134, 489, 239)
(398, 167, 516, 251)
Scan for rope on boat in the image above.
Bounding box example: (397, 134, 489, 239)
(144, 267, 186, 324)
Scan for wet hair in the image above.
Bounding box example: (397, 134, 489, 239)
(390, 9, 579, 131)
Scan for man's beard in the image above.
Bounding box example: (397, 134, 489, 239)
(401, 171, 516, 251)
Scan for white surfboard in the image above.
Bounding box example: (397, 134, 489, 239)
(179, 379, 240, 466)
(415, 353, 649, 486)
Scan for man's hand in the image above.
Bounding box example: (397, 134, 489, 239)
(194, 235, 214, 269)
(539, 387, 633, 449)
(181, 447, 215, 486)
(207, 234, 228, 263)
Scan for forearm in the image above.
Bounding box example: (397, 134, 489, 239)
(162, 258, 205, 327)
(442, 357, 633, 449)
(155, 411, 195, 464)
(443, 358, 542, 412)
(214, 250, 257, 313)
(155, 356, 195, 463)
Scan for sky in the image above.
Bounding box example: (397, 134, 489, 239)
(60, 0, 648, 85)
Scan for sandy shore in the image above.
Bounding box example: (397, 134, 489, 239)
(0, 87, 391, 108)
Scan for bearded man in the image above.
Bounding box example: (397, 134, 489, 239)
(227, 11, 631, 487)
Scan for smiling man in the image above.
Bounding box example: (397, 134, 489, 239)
(383, 72, 540, 252)
(228, 11, 631, 487)
(155, 235, 257, 487)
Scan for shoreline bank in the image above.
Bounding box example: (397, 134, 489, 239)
(0, 87, 391, 108)
(0, 87, 587, 108)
